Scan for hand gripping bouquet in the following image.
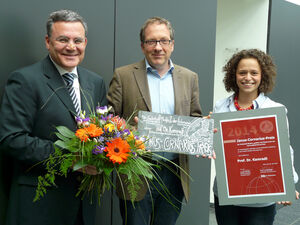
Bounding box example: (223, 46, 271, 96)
(34, 106, 167, 204)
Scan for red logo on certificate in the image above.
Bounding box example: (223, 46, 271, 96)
(221, 116, 284, 197)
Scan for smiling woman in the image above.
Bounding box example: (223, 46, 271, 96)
(235, 58, 262, 104)
(212, 49, 299, 225)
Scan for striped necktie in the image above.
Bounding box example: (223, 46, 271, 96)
(62, 73, 80, 116)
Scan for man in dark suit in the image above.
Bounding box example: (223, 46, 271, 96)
(0, 9, 107, 225)
(107, 17, 202, 225)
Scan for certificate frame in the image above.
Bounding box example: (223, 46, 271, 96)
(212, 106, 295, 205)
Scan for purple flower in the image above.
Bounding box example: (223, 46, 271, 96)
(96, 106, 108, 115)
(114, 131, 121, 138)
(82, 117, 90, 126)
(132, 152, 138, 159)
(83, 117, 89, 122)
(92, 145, 105, 155)
(98, 136, 105, 142)
(75, 116, 82, 122)
(75, 116, 83, 126)
(139, 136, 146, 142)
(123, 129, 131, 136)
(76, 116, 90, 126)
(100, 115, 108, 121)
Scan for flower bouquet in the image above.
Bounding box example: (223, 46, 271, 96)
(34, 106, 161, 204)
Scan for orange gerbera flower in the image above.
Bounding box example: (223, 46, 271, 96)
(75, 128, 89, 142)
(85, 124, 103, 137)
(111, 116, 126, 130)
(105, 138, 130, 164)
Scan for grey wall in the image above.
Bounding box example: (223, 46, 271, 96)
(0, 1, 216, 224)
(268, 0, 300, 191)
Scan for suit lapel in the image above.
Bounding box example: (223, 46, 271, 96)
(78, 68, 93, 113)
(43, 56, 76, 116)
(133, 60, 152, 111)
(173, 65, 183, 114)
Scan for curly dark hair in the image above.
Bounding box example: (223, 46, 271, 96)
(223, 49, 276, 94)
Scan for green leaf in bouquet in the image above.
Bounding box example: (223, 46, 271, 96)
(127, 157, 154, 179)
(54, 145, 62, 156)
(56, 126, 75, 138)
(73, 161, 88, 171)
(60, 156, 74, 176)
(45, 172, 56, 185)
(118, 165, 131, 177)
(117, 158, 151, 184)
(102, 167, 114, 176)
(81, 141, 96, 158)
(34, 168, 58, 202)
(55, 132, 71, 142)
(125, 172, 143, 202)
(54, 139, 79, 152)
(54, 140, 69, 150)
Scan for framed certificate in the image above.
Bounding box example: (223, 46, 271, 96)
(212, 107, 295, 205)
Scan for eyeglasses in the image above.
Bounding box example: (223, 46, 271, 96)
(55, 37, 85, 46)
(143, 40, 172, 47)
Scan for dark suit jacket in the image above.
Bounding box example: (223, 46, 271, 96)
(0, 56, 107, 225)
(107, 60, 202, 202)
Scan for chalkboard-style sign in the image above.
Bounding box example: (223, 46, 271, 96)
(138, 111, 214, 156)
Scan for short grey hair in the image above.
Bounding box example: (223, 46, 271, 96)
(139, 17, 174, 42)
(46, 9, 88, 37)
